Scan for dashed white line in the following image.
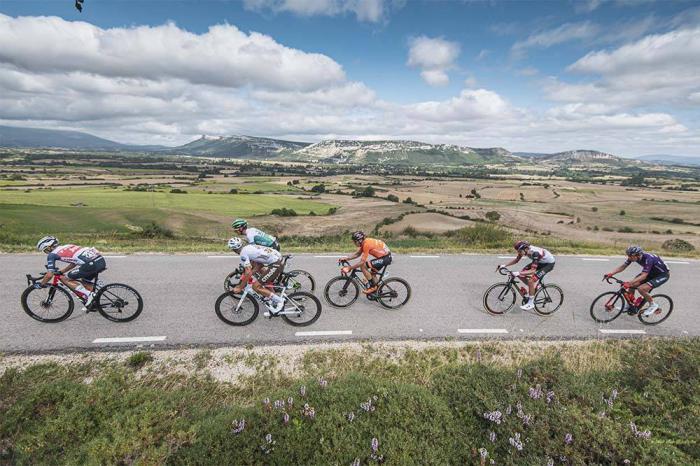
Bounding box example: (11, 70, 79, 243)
(497, 256, 512, 259)
(93, 336, 167, 343)
(104, 255, 126, 259)
(598, 329, 646, 335)
(410, 255, 439, 258)
(666, 261, 690, 265)
(313, 255, 341, 258)
(582, 258, 610, 262)
(208, 255, 235, 258)
(458, 328, 509, 334)
(295, 330, 352, 337)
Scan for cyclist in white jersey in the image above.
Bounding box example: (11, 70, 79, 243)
(231, 219, 280, 251)
(498, 240, 556, 311)
(227, 238, 285, 315)
(35, 236, 106, 309)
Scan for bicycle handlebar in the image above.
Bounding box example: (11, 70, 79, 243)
(497, 266, 512, 276)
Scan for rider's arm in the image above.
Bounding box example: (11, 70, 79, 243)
(40, 253, 59, 286)
(341, 248, 362, 262)
(501, 253, 522, 268)
(606, 262, 629, 277)
(628, 272, 648, 287)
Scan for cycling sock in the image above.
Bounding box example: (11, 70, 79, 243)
(75, 284, 89, 296)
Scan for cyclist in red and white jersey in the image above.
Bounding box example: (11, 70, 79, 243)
(36, 236, 106, 309)
(498, 240, 556, 311)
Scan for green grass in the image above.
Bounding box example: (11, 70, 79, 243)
(1, 339, 698, 464)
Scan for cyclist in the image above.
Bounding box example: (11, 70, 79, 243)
(498, 240, 555, 311)
(604, 245, 670, 317)
(339, 231, 392, 295)
(231, 218, 280, 251)
(35, 236, 106, 309)
(227, 237, 286, 315)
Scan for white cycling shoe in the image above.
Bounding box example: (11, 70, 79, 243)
(264, 300, 285, 317)
(81, 293, 95, 311)
(520, 300, 535, 311)
(642, 302, 659, 317)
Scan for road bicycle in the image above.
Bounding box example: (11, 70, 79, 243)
(214, 280, 322, 327)
(590, 276, 673, 325)
(21, 271, 143, 323)
(323, 259, 411, 309)
(483, 267, 563, 316)
(223, 254, 315, 294)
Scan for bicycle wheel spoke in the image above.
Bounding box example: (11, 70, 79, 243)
(483, 284, 515, 315)
(638, 295, 673, 325)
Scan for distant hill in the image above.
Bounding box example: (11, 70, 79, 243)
(636, 154, 700, 166)
(0, 125, 165, 151)
(514, 149, 638, 166)
(166, 135, 310, 158)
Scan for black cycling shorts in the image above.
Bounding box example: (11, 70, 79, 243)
(524, 261, 554, 279)
(645, 273, 670, 289)
(66, 256, 106, 281)
(368, 254, 392, 272)
(254, 260, 283, 284)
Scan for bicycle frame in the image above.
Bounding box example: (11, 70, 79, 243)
(497, 267, 541, 298)
(236, 284, 306, 317)
(603, 277, 641, 311)
(27, 272, 104, 306)
(339, 259, 388, 286)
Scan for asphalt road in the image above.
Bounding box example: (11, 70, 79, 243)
(1, 253, 697, 352)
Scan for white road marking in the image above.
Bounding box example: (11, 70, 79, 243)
(208, 255, 235, 258)
(666, 261, 690, 265)
(93, 336, 167, 343)
(314, 255, 341, 258)
(598, 329, 646, 335)
(582, 258, 610, 262)
(104, 255, 126, 259)
(457, 328, 509, 334)
(295, 330, 352, 337)
(497, 256, 512, 259)
(410, 255, 439, 258)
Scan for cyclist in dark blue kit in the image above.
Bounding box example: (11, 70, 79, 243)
(604, 245, 670, 317)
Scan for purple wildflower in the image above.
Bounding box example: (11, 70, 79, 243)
(274, 399, 286, 410)
(231, 419, 245, 435)
(318, 377, 328, 389)
(529, 384, 543, 400)
(564, 433, 573, 445)
(283, 413, 290, 426)
(476, 348, 482, 363)
(522, 414, 531, 427)
(483, 410, 503, 424)
(508, 432, 523, 451)
(505, 405, 512, 415)
(479, 447, 488, 459)
(516, 401, 525, 418)
(630, 422, 651, 439)
(287, 396, 294, 407)
(546, 390, 555, 404)
(261, 433, 276, 455)
(517, 368, 523, 379)
(360, 398, 376, 412)
(489, 431, 496, 443)
(546, 457, 554, 466)
(560, 455, 568, 463)
(351, 459, 360, 466)
(299, 385, 306, 397)
(302, 403, 316, 420)
(347, 412, 355, 422)
(623, 460, 630, 465)
(371, 437, 379, 453)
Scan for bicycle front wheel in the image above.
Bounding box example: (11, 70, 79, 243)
(590, 291, 624, 323)
(324, 276, 359, 308)
(534, 284, 563, 316)
(96, 284, 144, 322)
(215, 292, 259, 326)
(282, 291, 322, 326)
(377, 278, 411, 309)
(224, 269, 242, 292)
(285, 270, 316, 293)
(638, 294, 673, 325)
(21, 286, 74, 323)
(483, 283, 516, 315)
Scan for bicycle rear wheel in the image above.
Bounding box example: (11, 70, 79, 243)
(377, 278, 411, 309)
(21, 286, 74, 323)
(590, 291, 624, 323)
(638, 294, 673, 325)
(534, 284, 563, 316)
(483, 283, 516, 315)
(282, 291, 322, 326)
(96, 284, 144, 322)
(285, 270, 316, 293)
(324, 276, 359, 307)
(215, 292, 259, 326)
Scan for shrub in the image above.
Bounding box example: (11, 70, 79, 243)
(662, 238, 695, 252)
(354, 186, 375, 197)
(446, 223, 511, 247)
(592, 207, 598, 212)
(403, 197, 414, 204)
(310, 184, 325, 194)
(270, 208, 298, 217)
(126, 352, 153, 369)
(170, 188, 187, 194)
(387, 194, 399, 202)
(326, 207, 338, 215)
(619, 210, 626, 216)
(137, 222, 174, 239)
(618, 226, 634, 233)
(229, 188, 238, 194)
(401, 226, 419, 237)
(485, 211, 501, 222)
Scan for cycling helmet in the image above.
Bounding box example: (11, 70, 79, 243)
(514, 240, 530, 251)
(231, 218, 248, 230)
(626, 245, 643, 256)
(227, 237, 243, 250)
(36, 235, 58, 251)
(351, 231, 366, 242)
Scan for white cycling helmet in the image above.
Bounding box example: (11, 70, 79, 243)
(227, 237, 243, 250)
(36, 235, 58, 251)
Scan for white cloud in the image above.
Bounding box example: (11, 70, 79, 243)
(242, 0, 395, 22)
(407, 36, 460, 87)
(511, 21, 599, 58)
(404, 89, 514, 122)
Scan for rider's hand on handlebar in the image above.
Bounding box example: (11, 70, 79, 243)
(496, 264, 505, 272)
(33, 282, 44, 289)
(341, 266, 351, 275)
(622, 281, 631, 289)
(512, 271, 520, 278)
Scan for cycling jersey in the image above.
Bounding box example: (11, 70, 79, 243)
(524, 246, 555, 264)
(239, 244, 281, 268)
(46, 244, 102, 272)
(245, 228, 278, 249)
(625, 253, 669, 278)
(360, 238, 390, 262)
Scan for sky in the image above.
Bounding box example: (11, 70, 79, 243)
(0, 0, 699, 157)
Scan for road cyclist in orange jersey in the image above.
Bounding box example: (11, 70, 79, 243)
(339, 231, 392, 295)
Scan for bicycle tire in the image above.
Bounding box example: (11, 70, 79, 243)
(637, 294, 673, 325)
(96, 283, 144, 322)
(215, 292, 259, 326)
(324, 276, 360, 308)
(483, 283, 516, 315)
(590, 291, 624, 323)
(224, 269, 242, 291)
(21, 285, 74, 323)
(286, 269, 316, 293)
(534, 284, 564, 316)
(282, 291, 322, 326)
(377, 277, 411, 309)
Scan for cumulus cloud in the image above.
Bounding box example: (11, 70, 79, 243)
(407, 36, 460, 87)
(242, 0, 396, 22)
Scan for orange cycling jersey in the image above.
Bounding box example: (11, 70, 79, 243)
(360, 238, 390, 262)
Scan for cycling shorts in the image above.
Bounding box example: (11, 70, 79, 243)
(368, 254, 392, 272)
(254, 260, 283, 284)
(524, 261, 554, 280)
(644, 273, 670, 289)
(66, 256, 106, 281)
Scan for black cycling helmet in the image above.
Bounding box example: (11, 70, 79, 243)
(514, 240, 530, 251)
(626, 245, 643, 256)
(351, 231, 366, 242)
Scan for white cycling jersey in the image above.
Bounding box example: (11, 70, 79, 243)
(525, 246, 555, 264)
(239, 244, 281, 268)
(244, 227, 277, 248)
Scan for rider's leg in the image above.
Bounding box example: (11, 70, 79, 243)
(60, 275, 92, 296)
(360, 261, 374, 283)
(638, 283, 653, 304)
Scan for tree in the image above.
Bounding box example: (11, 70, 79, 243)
(485, 211, 501, 222)
(311, 184, 326, 194)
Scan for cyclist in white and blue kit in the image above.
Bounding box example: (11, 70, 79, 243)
(231, 218, 280, 251)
